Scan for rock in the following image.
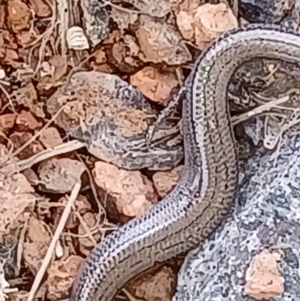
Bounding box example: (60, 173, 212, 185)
(174, 125, 300, 301)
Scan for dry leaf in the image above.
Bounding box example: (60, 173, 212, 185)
(110, 7, 138, 32)
(136, 15, 192, 65)
(47, 255, 83, 301)
(7, 0, 31, 32)
(78, 212, 100, 255)
(130, 67, 179, 105)
(28, 0, 51, 17)
(121, 0, 174, 18)
(111, 34, 141, 72)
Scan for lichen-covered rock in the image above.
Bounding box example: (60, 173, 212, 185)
(239, 0, 296, 24)
(174, 125, 300, 301)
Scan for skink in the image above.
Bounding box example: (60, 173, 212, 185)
(70, 24, 300, 301)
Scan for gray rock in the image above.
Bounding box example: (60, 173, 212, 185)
(174, 124, 300, 301)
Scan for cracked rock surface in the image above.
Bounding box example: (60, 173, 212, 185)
(174, 125, 300, 301)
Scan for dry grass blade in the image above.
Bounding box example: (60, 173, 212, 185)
(231, 95, 290, 125)
(1, 140, 85, 177)
(1, 105, 65, 169)
(26, 181, 81, 301)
